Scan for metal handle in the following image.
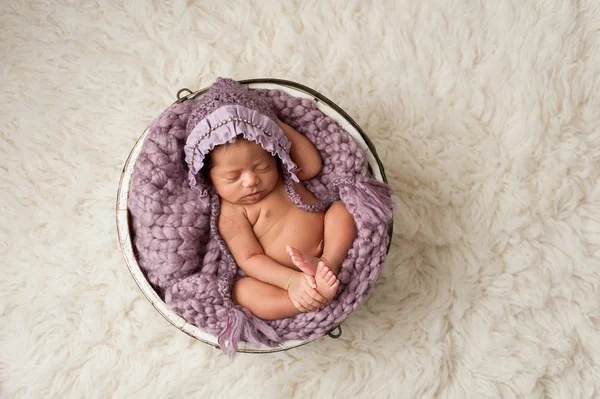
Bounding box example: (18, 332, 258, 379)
(327, 325, 342, 339)
(176, 88, 193, 102)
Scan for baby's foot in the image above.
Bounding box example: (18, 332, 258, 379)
(314, 261, 339, 304)
(286, 245, 319, 276)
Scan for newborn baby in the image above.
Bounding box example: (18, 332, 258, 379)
(208, 121, 357, 320)
(183, 78, 358, 321)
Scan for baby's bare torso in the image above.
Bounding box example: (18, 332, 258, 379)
(243, 179, 324, 270)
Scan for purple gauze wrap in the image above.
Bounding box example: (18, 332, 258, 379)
(128, 78, 394, 357)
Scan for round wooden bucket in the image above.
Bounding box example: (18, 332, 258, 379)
(116, 78, 392, 353)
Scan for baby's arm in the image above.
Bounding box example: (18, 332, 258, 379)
(277, 121, 322, 180)
(218, 202, 326, 310)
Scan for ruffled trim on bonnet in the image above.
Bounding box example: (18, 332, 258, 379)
(184, 104, 300, 189)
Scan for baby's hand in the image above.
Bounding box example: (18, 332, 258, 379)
(286, 272, 327, 313)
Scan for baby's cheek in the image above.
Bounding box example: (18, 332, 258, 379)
(213, 182, 228, 196)
(266, 172, 279, 187)
(224, 185, 242, 200)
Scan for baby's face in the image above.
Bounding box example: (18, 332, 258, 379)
(209, 138, 279, 205)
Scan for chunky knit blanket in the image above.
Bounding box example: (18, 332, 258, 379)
(128, 86, 393, 356)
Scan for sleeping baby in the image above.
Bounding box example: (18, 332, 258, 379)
(184, 78, 357, 320)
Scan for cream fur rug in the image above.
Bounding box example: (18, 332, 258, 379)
(2, 1, 600, 397)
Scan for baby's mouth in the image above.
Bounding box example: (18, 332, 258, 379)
(244, 191, 263, 200)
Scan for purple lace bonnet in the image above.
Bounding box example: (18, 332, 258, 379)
(184, 79, 300, 190)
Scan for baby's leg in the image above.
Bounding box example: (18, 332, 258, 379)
(320, 201, 357, 275)
(232, 277, 299, 320)
(287, 201, 356, 276)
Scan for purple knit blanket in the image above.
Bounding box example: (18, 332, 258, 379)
(128, 88, 393, 356)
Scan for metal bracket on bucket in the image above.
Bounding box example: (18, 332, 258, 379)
(176, 88, 193, 103)
(327, 325, 342, 339)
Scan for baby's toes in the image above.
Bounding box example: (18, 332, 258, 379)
(316, 262, 325, 276)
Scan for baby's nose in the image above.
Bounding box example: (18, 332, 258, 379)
(243, 173, 259, 187)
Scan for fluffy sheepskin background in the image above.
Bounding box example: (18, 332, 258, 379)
(2, 0, 600, 397)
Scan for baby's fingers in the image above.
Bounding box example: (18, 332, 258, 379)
(306, 289, 326, 306)
(299, 297, 319, 311)
(303, 274, 317, 289)
(301, 293, 323, 310)
(292, 300, 307, 313)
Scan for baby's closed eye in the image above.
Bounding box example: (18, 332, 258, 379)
(222, 174, 240, 181)
(255, 164, 271, 172)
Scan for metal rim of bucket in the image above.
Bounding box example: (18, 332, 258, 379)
(116, 78, 393, 353)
